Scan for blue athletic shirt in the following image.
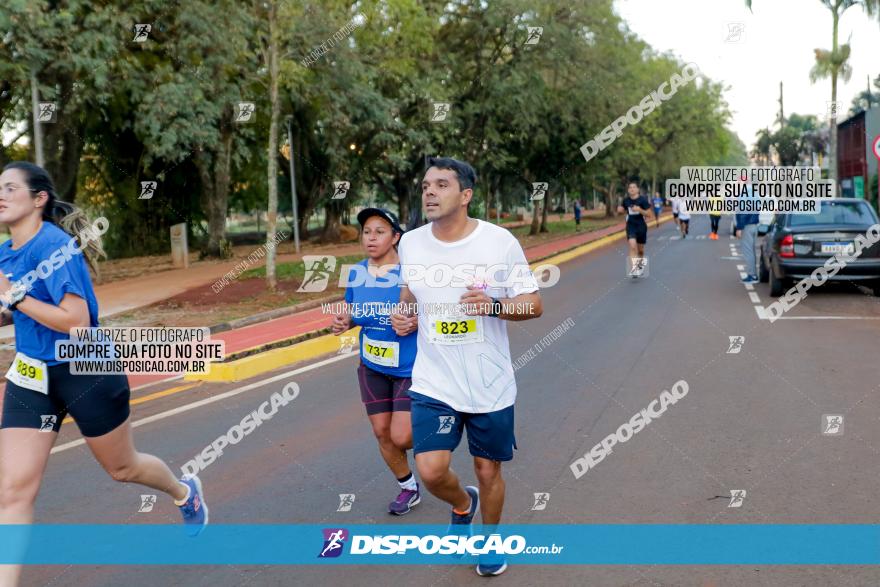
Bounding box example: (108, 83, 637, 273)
(0, 222, 100, 365)
(344, 259, 416, 378)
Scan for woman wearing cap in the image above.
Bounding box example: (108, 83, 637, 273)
(330, 208, 420, 515)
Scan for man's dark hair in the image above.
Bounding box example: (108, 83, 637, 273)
(426, 156, 477, 191)
(627, 177, 640, 187)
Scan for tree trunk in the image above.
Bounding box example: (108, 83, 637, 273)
(321, 202, 342, 243)
(299, 204, 311, 240)
(484, 173, 491, 221)
(42, 74, 82, 201)
(194, 126, 233, 259)
(528, 197, 541, 235)
(603, 180, 617, 218)
(395, 175, 409, 227)
(194, 149, 217, 254)
(539, 193, 549, 232)
(265, 0, 280, 292)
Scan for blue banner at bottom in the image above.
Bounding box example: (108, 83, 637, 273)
(0, 524, 878, 565)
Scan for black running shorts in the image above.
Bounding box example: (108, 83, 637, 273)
(2, 363, 130, 437)
(626, 223, 648, 245)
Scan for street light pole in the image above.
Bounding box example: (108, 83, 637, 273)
(286, 117, 301, 254)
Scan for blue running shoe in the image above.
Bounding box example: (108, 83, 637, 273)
(476, 554, 508, 576)
(447, 485, 479, 537)
(740, 274, 758, 284)
(178, 475, 209, 536)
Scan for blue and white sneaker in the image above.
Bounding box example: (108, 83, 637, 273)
(178, 475, 209, 537)
(476, 554, 508, 576)
(447, 485, 479, 537)
(740, 274, 758, 284)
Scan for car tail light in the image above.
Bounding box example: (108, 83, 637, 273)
(780, 234, 795, 258)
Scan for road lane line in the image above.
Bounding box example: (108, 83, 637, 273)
(775, 316, 880, 320)
(50, 351, 358, 455)
(748, 292, 761, 303)
(132, 375, 184, 392)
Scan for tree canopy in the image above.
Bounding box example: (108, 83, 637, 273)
(1, 0, 741, 257)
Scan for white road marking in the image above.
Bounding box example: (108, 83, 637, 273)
(744, 283, 755, 291)
(736, 264, 745, 271)
(774, 316, 880, 320)
(50, 351, 359, 455)
(132, 374, 183, 392)
(748, 292, 761, 303)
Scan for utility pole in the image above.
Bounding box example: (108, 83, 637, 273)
(777, 81, 784, 128)
(286, 117, 301, 253)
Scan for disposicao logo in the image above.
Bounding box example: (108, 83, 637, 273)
(318, 528, 349, 558)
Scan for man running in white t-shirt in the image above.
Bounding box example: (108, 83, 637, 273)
(391, 157, 543, 577)
(677, 198, 691, 239)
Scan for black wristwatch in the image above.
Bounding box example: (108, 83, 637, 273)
(488, 297, 503, 318)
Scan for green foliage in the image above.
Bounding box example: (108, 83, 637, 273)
(2, 0, 736, 257)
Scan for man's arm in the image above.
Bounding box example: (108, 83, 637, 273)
(460, 287, 543, 322)
(495, 291, 543, 321)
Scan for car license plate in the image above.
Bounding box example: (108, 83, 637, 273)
(820, 242, 854, 254)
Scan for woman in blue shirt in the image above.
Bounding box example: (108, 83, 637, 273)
(331, 208, 420, 515)
(0, 163, 207, 584)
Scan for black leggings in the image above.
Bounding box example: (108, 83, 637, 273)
(710, 216, 721, 233)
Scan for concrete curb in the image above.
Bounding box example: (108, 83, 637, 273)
(186, 215, 674, 382)
(186, 327, 361, 382)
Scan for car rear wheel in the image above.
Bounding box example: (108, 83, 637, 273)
(758, 252, 769, 283)
(769, 268, 786, 297)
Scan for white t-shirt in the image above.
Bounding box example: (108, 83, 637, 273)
(676, 199, 690, 220)
(398, 220, 539, 413)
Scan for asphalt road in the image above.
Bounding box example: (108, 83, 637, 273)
(22, 216, 880, 586)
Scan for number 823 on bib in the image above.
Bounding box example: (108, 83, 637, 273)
(427, 316, 483, 345)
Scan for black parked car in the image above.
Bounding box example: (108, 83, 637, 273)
(758, 198, 880, 296)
